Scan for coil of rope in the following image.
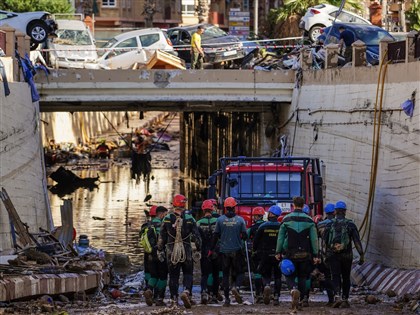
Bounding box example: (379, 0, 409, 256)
(171, 217, 186, 264)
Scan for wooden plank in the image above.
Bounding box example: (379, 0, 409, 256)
(146, 50, 186, 70)
(0, 188, 34, 247)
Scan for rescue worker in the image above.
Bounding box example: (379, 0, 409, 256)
(301, 203, 313, 306)
(208, 198, 223, 301)
(324, 201, 364, 308)
(131, 135, 152, 183)
(143, 206, 169, 306)
(197, 200, 220, 304)
(211, 197, 247, 307)
(139, 205, 157, 300)
(157, 194, 202, 308)
(247, 206, 266, 303)
(338, 26, 355, 64)
(252, 205, 282, 305)
(316, 203, 336, 306)
(209, 199, 220, 218)
(191, 25, 205, 69)
(275, 196, 320, 312)
(96, 140, 110, 159)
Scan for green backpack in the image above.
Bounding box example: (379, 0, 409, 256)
(327, 218, 351, 253)
(139, 226, 155, 254)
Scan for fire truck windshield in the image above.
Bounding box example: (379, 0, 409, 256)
(226, 172, 301, 199)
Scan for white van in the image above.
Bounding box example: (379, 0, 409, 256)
(96, 28, 175, 69)
(48, 19, 97, 69)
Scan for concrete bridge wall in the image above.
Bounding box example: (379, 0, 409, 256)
(279, 61, 420, 269)
(0, 82, 51, 253)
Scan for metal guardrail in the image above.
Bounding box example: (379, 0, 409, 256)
(38, 36, 305, 53)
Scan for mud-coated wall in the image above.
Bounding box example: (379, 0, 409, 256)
(279, 62, 420, 269)
(0, 82, 50, 252)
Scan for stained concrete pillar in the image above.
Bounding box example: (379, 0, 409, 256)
(0, 25, 18, 81)
(379, 36, 394, 64)
(406, 31, 417, 63)
(16, 32, 30, 58)
(325, 43, 339, 69)
(0, 25, 15, 57)
(352, 40, 366, 67)
(300, 48, 312, 70)
(15, 32, 29, 82)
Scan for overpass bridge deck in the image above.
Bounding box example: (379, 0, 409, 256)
(35, 69, 295, 112)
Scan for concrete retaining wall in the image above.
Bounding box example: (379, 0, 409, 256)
(352, 262, 420, 296)
(0, 82, 51, 252)
(279, 62, 420, 269)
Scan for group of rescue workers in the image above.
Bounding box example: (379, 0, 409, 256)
(139, 194, 364, 311)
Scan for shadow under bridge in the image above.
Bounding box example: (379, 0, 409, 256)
(35, 69, 295, 112)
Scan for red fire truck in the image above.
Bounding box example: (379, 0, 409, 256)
(208, 156, 325, 227)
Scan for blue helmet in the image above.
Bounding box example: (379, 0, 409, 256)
(279, 259, 295, 276)
(302, 204, 310, 214)
(268, 205, 282, 216)
(335, 200, 347, 210)
(324, 203, 335, 214)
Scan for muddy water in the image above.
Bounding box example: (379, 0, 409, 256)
(48, 115, 181, 266)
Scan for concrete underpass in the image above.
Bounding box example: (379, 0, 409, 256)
(36, 68, 294, 206)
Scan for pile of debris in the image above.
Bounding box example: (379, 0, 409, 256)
(0, 188, 106, 274)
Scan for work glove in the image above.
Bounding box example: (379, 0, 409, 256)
(157, 249, 165, 263)
(358, 254, 365, 265)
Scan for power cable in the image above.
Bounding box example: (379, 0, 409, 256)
(359, 52, 391, 251)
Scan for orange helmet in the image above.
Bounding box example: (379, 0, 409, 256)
(252, 206, 265, 216)
(149, 205, 158, 216)
(224, 197, 237, 208)
(173, 194, 187, 208)
(202, 199, 214, 211)
(209, 199, 218, 205)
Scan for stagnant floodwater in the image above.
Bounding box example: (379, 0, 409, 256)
(48, 153, 180, 266)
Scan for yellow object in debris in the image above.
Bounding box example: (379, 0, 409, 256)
(146, 50, 186, 70)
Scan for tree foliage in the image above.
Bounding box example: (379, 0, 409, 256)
(406, 0, 420, 31)
(0, 0, 73, 13)
(270, 0, 363, 24)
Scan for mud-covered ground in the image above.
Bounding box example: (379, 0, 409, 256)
(72, 304, 411, 315)
(7, 289, 413, 315)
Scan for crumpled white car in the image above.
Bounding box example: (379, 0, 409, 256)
(48, 19, 98, 69)
(95, 28, 176, 69)
(299, 4, 371, 42)
(0, 10, 57, 49)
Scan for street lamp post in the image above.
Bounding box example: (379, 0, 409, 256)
(253, 0, 258, 37)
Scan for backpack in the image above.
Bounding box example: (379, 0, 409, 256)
(285, 226, 312, 260)
(327, 219, 351, 253)
(139, 225, 155, 254)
